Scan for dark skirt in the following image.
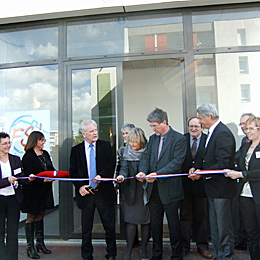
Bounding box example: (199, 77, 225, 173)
(124, 181, 150, 225)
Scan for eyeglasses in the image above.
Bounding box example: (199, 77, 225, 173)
(238, 123, 246, 126)
(245, 127, 260, 132)
(0, 142, 12, 146)
(189, 125, 201, 129)
(149, 123, 161, 129)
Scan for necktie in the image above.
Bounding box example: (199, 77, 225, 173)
(191, 137, 197, 159)
(89, 144, 97, 188)
(158, 136, 164, 160)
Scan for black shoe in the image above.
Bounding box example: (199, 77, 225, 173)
(234, 243, 247, 250)
(107, 257, 116, 260)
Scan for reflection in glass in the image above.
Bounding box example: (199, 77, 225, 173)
(192, 7, 260, 49)
(67, 13, 183, 57)
(0, 25, 58, 63)
(0, 65, 59, 235)
(195, 52, 260, 149)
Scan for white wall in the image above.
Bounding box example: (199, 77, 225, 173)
(123, 62, 184, 139)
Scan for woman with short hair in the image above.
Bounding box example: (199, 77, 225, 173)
(117, 128, 150, 260)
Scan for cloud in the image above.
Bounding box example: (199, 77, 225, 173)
(34, 42, 58, 59)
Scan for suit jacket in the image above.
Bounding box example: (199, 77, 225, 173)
(182, 133, 207, 198)
(201, 121, 236, 198)
(139, 127, 187, 204)
(70, 139, 116, 209)
(236, 141, 260, 204)
(0, 154, 28, 204)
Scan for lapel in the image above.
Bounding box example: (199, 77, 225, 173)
(248, 142, 260, 170)
(158, 129, 174, 161)
(80, 142, 88, 175)
(203, 122, 222, 156)
(95, 140, 101, 169)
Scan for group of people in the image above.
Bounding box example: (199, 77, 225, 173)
(71, 105, 260, 260)
(1, 103, 260, 260)
(0, 131, 54, 260)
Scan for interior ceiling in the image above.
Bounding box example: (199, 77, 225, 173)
(123, 58, 183, 70)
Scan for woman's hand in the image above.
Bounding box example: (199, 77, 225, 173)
(44, 178, 54, 182)
(116, 175, 124, 183)
(28, 174, 36, 181)
(224, 169, 243, 179)
(8, 176, 17, 184)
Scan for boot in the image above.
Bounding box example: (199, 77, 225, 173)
(25, 223, 40, 259)
(35, 220, 51, 254)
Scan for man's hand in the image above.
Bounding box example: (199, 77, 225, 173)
(79, 185, 92, 196)
(136, 172, 146, 182)
(92, 175, 101, 184)
(188, 169, 201, 180)
(145, 173, 157, 183)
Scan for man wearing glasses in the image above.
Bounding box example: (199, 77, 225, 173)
(180, 117, 212, 259)
(137, 107, 186, 260)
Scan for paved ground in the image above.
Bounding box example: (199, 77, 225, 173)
(18, 240, 250, 260)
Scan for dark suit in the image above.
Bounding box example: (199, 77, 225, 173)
(236, 141, 260, 259)
(139, 127, 186, 260)
(180, 133, 209, 253)
(0, 154, 28, 260)
(70, 139, 117, 260)
(201, 121, 236, 260)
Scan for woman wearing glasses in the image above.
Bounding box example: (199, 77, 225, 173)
(116, 128, 150, 260)
(0, 132, 29, 260)
(225, 116, 260, 260)
(21, 131, 54, 259)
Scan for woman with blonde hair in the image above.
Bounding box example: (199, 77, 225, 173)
(226, 116, 260, 260)
(117, 128, 150, 260)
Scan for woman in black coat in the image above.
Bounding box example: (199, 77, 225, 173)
(116, 128, 150, 260)
(0, 132, 29, 260)
(21, 131, 54, 259)
(225, 116, 260, 260)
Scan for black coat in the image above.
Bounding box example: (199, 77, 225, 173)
(119, 147, 143, 205)
(69, 139, 116, 210)
(201, 122, 236, 198)
(182, 133, 207, 198)
(236, 141, 260, 204)
(0, 154, 28, 204)
(21, 149, 55, 215)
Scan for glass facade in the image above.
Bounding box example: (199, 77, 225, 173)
(0, 2, 260, 239)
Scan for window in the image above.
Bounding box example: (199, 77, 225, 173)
(237, 29, 247, 46)
(239, 56, 249, 74)
(241, 84, 251, 102)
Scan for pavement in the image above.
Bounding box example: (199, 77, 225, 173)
(18, 239, 251, 260)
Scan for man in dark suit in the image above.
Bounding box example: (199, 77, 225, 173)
(137, 108, 187, 260)
(189, 104, 236, 260)
(180, 117, 212, 259)
(69, 119, 117, 260)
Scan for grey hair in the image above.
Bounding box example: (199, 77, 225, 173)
(80, 119, 97, 133)
(121, 123, 135, 132)
(147, 108, 168, 125)
(196, 104, 219, 120)
(241, 113, 255, 118)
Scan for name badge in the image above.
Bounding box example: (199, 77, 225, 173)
(14, 168, 21, 175)
(256, 151, 260, 159)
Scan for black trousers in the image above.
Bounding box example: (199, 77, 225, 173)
(150, 183, 183, 260)
(0, 195, 21, 260)
(239, 196, 260, 260)
(180, 195, 209, 252)
(81, 192, 117, 260)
